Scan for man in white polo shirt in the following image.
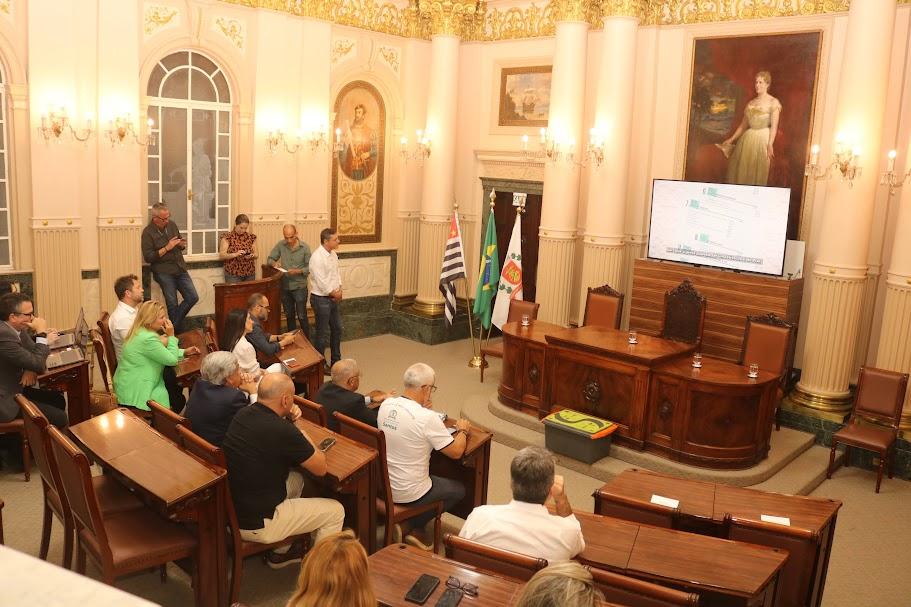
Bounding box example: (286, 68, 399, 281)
(107, 274, 144, 359)
(377, 362, 471, 549)
(458, 446, 584, 562)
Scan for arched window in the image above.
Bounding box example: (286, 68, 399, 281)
(0, 65, 12, 267)
(146, 51, 232, 256)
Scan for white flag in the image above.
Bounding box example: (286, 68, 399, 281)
(491, 214, 523, 329)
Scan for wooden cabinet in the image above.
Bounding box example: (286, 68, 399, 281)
(499, 321, 562, 417)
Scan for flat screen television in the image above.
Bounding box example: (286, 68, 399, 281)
(647, 179, 790, 277)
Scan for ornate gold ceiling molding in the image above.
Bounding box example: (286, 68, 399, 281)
(217, 0, 876, 42)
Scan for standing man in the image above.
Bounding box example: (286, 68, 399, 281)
(267, 224, 311, 338)
(0, 293, 68, 428)
(141, 202, 199, 333)
(309, 227, 342, 370)
(108, 274, 144, 359)
(246, 292, 296, 358)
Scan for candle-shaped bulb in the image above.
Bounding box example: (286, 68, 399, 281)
(810, 144, 819, 165)
(888, 149, 897, 173)
(416, 129, 423, 139)
(147, 117, 155, 128)
(335, 127, 341, 138)
(539, 127, 546, 143)
(400, 136, 407, 146)
(522, 134, 529, 150)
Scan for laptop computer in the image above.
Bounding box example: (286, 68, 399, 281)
(48, 308, 88, 349)
(46, 346, 85, 369)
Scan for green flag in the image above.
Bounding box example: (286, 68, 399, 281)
(472, 209, 500, 330)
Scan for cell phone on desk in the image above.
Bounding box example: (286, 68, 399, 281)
(318, 437, 336, 452)
(404, 574, 440, 604)
(434, 588, 463, 607)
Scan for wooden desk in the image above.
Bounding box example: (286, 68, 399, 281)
(294, 418, 377, 552)
(500, 321, 564, 416)
(175, 329, 206, 387)
(214, 270, 282, 338)
(274, 332, 324, 398)
(430, 421, 493, 519)
(648, 356, 779, 468)
(596, 469, 842, 607)
(70, 409, 227, 607)
(370, 543, 524, 607)
(39, 359, 91, 425)
(574, 510, 787, 607)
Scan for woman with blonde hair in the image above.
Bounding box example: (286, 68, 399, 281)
(112, 300, 200, 412)
(515, 561, 603, 607)
(286, 530, 376, 607)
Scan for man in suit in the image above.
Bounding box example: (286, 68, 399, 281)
(184, 351, 256, 446)
(0, 293, 68, 428)
(312, 359, 391, 432)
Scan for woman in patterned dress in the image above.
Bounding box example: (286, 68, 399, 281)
(219, 213, 258, 283)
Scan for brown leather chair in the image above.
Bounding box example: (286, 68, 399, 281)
(334, 412, 443, 551)
(587, 565, 700, 606)
(0, 417, 30, 482)
(443, 533, 547, 581)
(827, 366, 909, 493)
(205, 317, 219, 353)
(175, 425, 310, 604)
(592, 488, 679, 529)
(659, 279, 706, 346)
(96, 312, 119, 375)
(480, 299, 540, 383)
(739, 313, 796, 431)
(293, 395, 327, 427)
(147, 399, 192, 444)
(17, 396, 142, 568)
(583, 284, 624, 329)
(89, 330, 119, 417)
(47, 425, 198, 585)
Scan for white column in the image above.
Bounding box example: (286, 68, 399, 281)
(790, 0, 897, 415)
(536, 4, 590, 325)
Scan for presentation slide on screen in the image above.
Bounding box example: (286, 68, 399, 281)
(648, 180, 790, 276)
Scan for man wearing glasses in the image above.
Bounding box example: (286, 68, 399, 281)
(0, 293, 68, 429)
(141, 202, 199, 333)
(377, 362, 472, 550)
(246, 292, 296, 358)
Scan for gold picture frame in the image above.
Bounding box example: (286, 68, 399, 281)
(498, 65, 552, 127)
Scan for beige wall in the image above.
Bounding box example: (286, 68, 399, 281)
(2, 0, 910, 374)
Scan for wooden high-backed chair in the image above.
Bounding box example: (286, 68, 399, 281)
(659, 279, 706, 346)
(587, 565, 700, 606)
(0, 417, 29, 482)
(582, 284, 624, 329)
(592, 487, 679, 529)
(147, 399, 192, 444)
(334, 412, 443, 552)
(176, 425, 310, 604)
(827, 366, 908, 493)
(96, 312, 118, 375)
(479, 299, 540, 383)
(740, 312, 795, 430)
(205, 317, 219, 353)
(293, 396, 327, 428)
(443, 533, 547, 581)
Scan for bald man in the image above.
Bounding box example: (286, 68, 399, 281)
(312, 359, 392, 432)
(222, 373, 344, 569)
(267, 224, 311, 338)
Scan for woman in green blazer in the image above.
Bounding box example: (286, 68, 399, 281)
(113, 300, 200, 411)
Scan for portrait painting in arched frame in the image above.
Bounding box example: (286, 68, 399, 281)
(331, 80, 385, 244)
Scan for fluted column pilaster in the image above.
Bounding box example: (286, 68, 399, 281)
(395, 213, 421, 301)
(790, 0, 897, 416)
(536, 4, 589, 325)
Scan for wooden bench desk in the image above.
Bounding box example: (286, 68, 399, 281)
(430, 420, 493, 519)
(175, 329, 206, 387)
(39, 359, 91, 425)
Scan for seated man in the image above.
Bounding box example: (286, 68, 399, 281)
(223, 373, 345, 568)
(459, 446, 584, 562)
(377, 363, 471, 549)
(184, 351, 257, 446)
(313, 359, 391, 432)
(246, 292, 296, 358)
(0, 293, 68, 429)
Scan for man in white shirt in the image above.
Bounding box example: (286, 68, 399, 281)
(308, 227, 343, 370)
(377, 362, 472, 549)
(459, 446, 585, 562)
(107, 274, 144, 359)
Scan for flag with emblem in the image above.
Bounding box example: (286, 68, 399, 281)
(438, 210, 467, 325)
(472, 209, 500, 330)
(491, 213, 523, 329)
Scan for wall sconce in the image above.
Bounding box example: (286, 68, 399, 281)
(306, 127, 328, 152)
(881, 149, 910, 195)
(587, 128, 605, 168)
(805, 136, 862, 186)
(521, 129, 576, 164)
(266, 129, 307, 154)
(400, 129, 431, 164)
(39, 108, 93, 143)
(105, 115, 155, 147)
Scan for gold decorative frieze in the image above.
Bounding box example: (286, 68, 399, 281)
(217, 0, 867, 41)
(214, 15, 246, 50)
(378, 45, 401, 74)
(0, 0, 11, 16)
(331, 38, 357, 65)
(144, 4, 179, 36)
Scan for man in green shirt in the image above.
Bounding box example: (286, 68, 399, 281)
(267, 224, 311, 338)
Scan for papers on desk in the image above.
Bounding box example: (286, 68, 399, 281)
(650, 494, 680, 509)
(760, 514, 791, 526)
